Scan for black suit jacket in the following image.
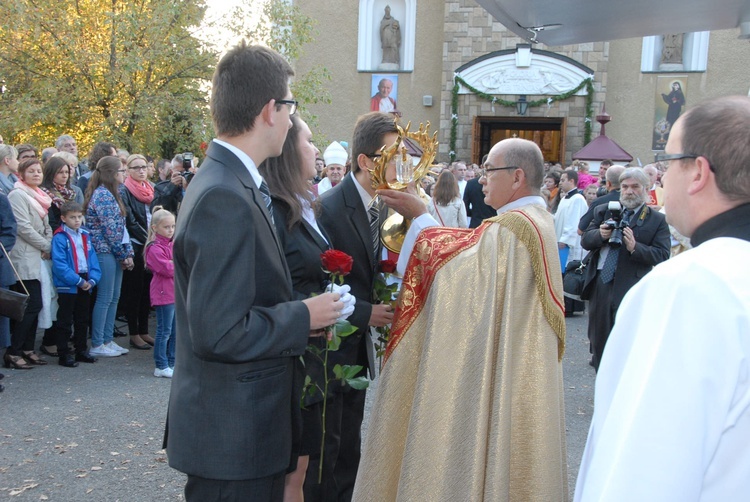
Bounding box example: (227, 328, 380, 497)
(580, 204, 670, 308)
(167, 141, 310, 480)
(463, 178, 496, 228)
(318, 174, 377, 378)
(273, 198, 332, 404)
(578, 189, 621, 232)
(0, 193, 17, 287)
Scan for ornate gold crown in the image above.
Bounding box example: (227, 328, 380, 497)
(368, 121, 439, 191)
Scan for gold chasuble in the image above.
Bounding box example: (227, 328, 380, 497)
(353, 204, 568, 502)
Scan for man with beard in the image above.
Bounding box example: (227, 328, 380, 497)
(580, 167, 670, 370)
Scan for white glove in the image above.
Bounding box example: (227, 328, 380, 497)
(330, 283, 356, 322)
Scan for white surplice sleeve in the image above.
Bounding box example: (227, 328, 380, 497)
(397, 213, 438, 276)
(575, 239, 750, 502)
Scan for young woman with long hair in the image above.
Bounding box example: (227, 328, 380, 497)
(427, 170, 467, 227)
(84, 156, 134, 357)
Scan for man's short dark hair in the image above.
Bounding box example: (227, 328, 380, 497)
(16, 144, 38, 158)
(89, 142, 117, 173)
(61, 201, 83, 216)
(680, 96, 750, 201)
(562, 169, 579, 185)
(600, 159, 614, 168)
(350, 112, 399, 174)
(211, 42, 294, 137)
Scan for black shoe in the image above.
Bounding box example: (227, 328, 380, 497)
(75, 352, 97, 363)
(130, 341, 152, 350)
(39, 345, 59, 357)
(113, 326, 127, 337)
(0, 372, 4, 380)
(58, 355, 79, 368)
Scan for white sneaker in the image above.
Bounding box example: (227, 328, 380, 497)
(89, 344, 120, 357)
(106, 341, 129, 354)
(154, 367, 173, 378)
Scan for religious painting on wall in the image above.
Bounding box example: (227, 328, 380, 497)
(370, 74, 398, 113)
(652, 75, 687, 150)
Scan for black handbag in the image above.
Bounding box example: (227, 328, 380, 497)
(0, 242, 29, 321)
(563, 259, 586, 301)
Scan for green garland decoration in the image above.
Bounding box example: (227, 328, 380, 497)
(449, 75, 595, 162)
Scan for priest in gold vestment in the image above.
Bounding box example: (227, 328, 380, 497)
(353, 138, 568, 501)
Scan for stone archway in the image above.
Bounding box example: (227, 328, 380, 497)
(456, 45, 594, 97)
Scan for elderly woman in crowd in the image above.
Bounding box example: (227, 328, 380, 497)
(3, 159, 52, 369)
(0, 145, 19, 195)
(119, 154, 155, 350)
(85, 156, 134, 358)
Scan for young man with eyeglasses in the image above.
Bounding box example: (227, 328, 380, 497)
(166, 42, 344, 502)
(355, 138, 568, 501)
(575, 95, 750, 501)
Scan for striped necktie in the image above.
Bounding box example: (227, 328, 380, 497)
(259, 180, 274, 224)
(369, 199, 381, 259)
(599, 209, 633, 284)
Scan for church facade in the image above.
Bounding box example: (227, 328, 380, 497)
(295, 0, 750, 166)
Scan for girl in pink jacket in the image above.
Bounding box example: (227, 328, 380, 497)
(144, 206, 176, 378)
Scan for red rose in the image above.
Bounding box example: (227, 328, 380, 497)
(321, 249, 353, 277)
(200, 141, 208, 153)
(380, 259, 397, 274)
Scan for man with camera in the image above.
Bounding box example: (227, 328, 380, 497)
(151, 153, 193, 215)
(580, 167, 670, 370)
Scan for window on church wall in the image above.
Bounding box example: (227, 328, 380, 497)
(640, 32, 710, 72)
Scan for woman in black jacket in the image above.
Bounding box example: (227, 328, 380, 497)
(119, 154, 154, 350)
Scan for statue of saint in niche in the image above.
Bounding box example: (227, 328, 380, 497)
(379, 5, 401, 69)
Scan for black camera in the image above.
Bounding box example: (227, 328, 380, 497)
(603, 201, 628, 248)
(182, 153, 194, 183)
(182, 152, 193, 171)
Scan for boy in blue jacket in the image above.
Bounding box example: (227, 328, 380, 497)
(50, 202, 102, 367)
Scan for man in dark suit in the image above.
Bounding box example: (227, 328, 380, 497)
(166, 43, 343, 502)
(314, 112, 398, 501)
(580, 167, 670, 370)
(463, 164, 496, 228)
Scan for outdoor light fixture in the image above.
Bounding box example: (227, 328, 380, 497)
(516, 95, 528, 116)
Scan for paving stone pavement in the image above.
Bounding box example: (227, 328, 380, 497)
(0, 314, 594, 501)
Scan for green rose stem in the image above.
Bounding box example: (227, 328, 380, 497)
(318, 282, 334, 483)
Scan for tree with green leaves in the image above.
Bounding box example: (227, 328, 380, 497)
(0, 0, 330, 158)
(0, 0, 215, 157)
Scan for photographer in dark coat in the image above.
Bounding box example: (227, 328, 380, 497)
(151, 154, 191, 215)
(580, 167, 670, 370)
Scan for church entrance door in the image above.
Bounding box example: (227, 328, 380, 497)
(472, 116, 567, 165)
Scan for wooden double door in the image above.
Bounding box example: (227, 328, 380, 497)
(472, 117, 566, 165)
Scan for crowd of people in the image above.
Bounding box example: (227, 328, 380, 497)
(3, 40, 749, 502)
(0, 137, 181, 386)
